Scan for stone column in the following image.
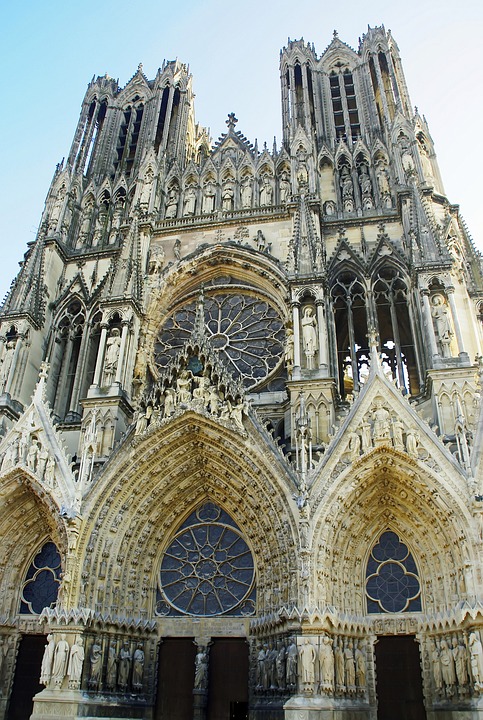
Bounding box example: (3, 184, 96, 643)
(420, 290, 438, 359)
(316, 300, 328, 372)
(114, 322, 130, 386)
(292, 303, 301, 371)
(446, 287, 465, 355)
(92, 324, 108, 386)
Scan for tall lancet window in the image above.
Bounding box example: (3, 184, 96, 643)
(373, 267, 419, 395)
(329, 70, 360, 141)
(331, 272, 369, 399)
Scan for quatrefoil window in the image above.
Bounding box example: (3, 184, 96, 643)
(156, 503, 256, 617)
(155, 291, 285, 389)
(365, 531, 421, 613)
(20, 542, 62, 614)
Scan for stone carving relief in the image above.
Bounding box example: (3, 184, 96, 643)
(428, 631, 483, 701)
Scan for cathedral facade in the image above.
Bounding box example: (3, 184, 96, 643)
(1, 25, 483, 720)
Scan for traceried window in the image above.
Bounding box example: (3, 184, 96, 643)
(331, 272, 369, 399)
(156, 503, 256, 617)
(365, 531, 421, 614)
(155, 289, 285, 390)
(20, 542, 62, 614)
(373, 267, 418, 395)
(329, 70, 360, 141)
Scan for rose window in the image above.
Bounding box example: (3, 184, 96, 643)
(365, 531, 421, 613)
(156, 503, 256, 617)
(155, 291, 284, 389)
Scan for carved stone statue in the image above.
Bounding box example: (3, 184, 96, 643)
(334, 638, 345, 690)
(260, 176, 273, 206)
(67, 637, 85, 690)
(286, 640, 298, 687)
(0, 340, 15, 392)
(241, 176, 253, 208)
(431, 294, 453, 357)
(279, 171, 291, 203)
(452, 636, 469, 691)
(257, 645, 266, 689)
(183, 185, 197, 216)
(51, 634, 70, 687)
(104, 328, 122, 384)
(373, 400, 390, 440)
(194, 645, 209, 690)
(222, 181, 234, 211)
(202, 182, 216, 214)
(140, 168, 154, 207)
(40, 634, 55, 686)
(275, 642, 286, 689)
(163, 388, 176, 417)
(344, 640, 356, 689)
(301, 307, 317, 369)
(118, 641, 131, 691)
(340, 167, 354, 212)
(431, 640, 443, 693)
(27, 439, 39, 472)
(88, 637, 102, 689)
(285, 327, 294, 376)
(176, 369, 192, 404)
(354, 640, 366, 689)
(165, 185, 179, 218)
(319, 635, 334, 691)
(106, 642, 117, 690)
(359, 164, 374, 209)
(440, 638, 456, 695)
(300, 639, 316, 686)
(469, 631, 483, 688)
(132, 643, 145, 691)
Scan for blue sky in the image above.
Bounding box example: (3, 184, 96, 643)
(1, 0, 481, 299)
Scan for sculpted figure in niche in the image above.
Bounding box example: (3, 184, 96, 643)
(40, 634, 56, 686)
(194, 645, 209, 690)
(452, 636, 469, 692)
(373, 399, 390, 440)
(132, 643, 144, 691)
(49, 184, 66, 232)
(256, 645, 266, 688)
(286, 640, 298, 687)
(344, 640, 356, 689)
(348, 432, 361, 461)
(0, 340, 16, 392)
(334, 638, 345, 690)
(202, 182, 216, 214)
(279, 171, 291, 203)
(300, 639, 316, 686)
(140, 168, 154, 207)
(440, 638, 456, 695)
(376, 160, 391, 206)
(27, 439, 39, 472)
(340, 167, 354, 212)
(183, 185, 197, 216)
(406, 428, 419, 458)
(163, 388, 176, 418)
(319, 635, 334, 691)
(104, 328, 122, 384)
(285, 327, 294, 376)
(88, 637, 102, 688)
(79, 197, 94, 245)
(431, 640, 443, 693)
(52, 634, 70, 687)
(260, 175, 273, 206)
(222, 180, 234, 211)
(67, 637, 85, 690)
(106, 642, 117, 690)
(275, 642, 286, 689)
(148, 246, 165, 275)
(359, 165, 374, 209)
(431, 294, 453, 357)
(165, 185, 179, 218)
(469, 631, 483, 688)
(324, 200, 336, 216)
(355, 640, 366, 688)
(176, 369, 192, 404)
(301, 307, 317, 369)
(118, 641, 131, 691)
(296, 149, 309, 190)
(418, 136, 434, 180)
(241, 176, 253, 208)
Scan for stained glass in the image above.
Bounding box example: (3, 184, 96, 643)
(20, 541, 61, 614)
(365, 531, 421, 613)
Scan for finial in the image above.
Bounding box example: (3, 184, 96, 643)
(138, 62, 143, 74)
(333, 29, 338, 39)
(226, 113, 238, 131)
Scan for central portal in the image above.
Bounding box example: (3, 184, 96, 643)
(375, 636, 426, 720)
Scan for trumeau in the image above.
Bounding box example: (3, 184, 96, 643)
(1, 25, 483, 720)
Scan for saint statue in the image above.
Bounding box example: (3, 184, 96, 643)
(301, 307, 317, 369)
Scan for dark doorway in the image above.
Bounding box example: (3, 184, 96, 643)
(155, 637, 196, 720)
(7, 634, 45, 720)
(208, 638, 248, 720)
(375, 636, 426, 720)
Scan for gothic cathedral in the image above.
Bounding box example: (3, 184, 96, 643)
(1, 26, 483, 720)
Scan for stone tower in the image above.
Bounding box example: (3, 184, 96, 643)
(1, 26, 483, 720)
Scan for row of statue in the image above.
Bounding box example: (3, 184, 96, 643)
(430, 631, 483, 698)
(1, 431, 57, 484)
(134, 370, 247, 434)
(255, 635, 366, 697)
(40, 634, 145, 693)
